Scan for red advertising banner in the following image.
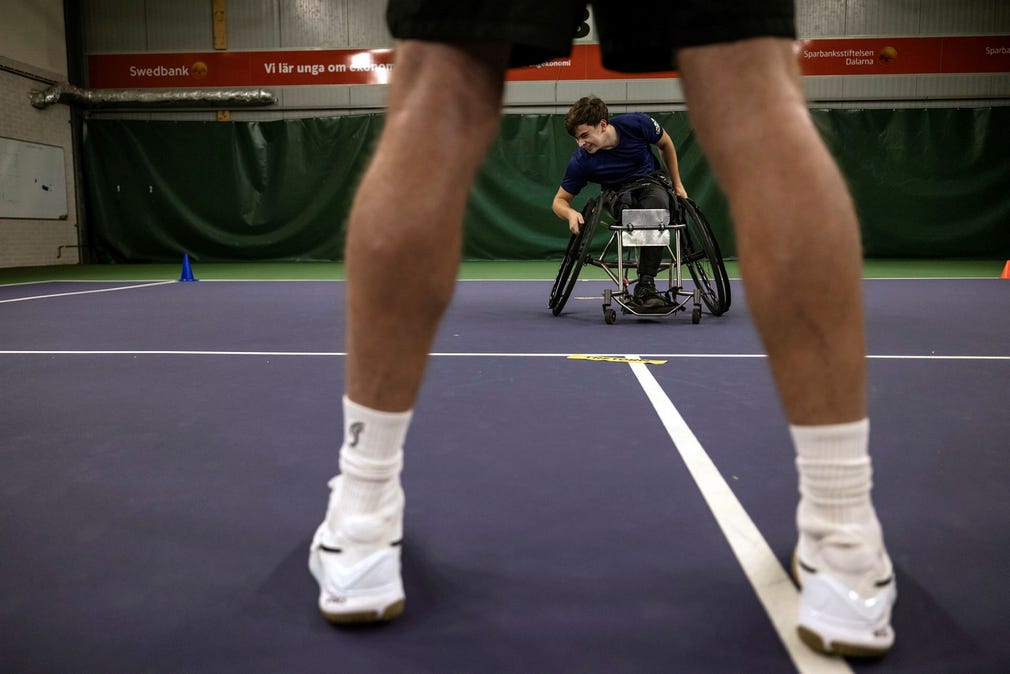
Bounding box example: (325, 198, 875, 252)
(798, 36, 1010, 76)
(88, 49, 395, 88)
(87, 36, 1010, 89)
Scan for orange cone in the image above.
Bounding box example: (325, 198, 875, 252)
(1002, 260, 1010, 279)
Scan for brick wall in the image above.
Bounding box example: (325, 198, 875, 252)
(0, 64, 79, 268)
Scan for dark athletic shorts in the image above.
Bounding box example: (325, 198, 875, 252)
(386, 0, 796, 72)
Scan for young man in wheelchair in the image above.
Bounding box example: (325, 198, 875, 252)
(551, 96, 688, 311)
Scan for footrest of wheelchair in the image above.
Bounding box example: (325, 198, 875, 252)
(611, 295, 681, 317)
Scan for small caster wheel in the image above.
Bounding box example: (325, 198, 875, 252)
(691, 307, 701, 324)
(604, 308, 617, 324)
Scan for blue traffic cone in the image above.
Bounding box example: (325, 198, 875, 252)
(179, 253, 198, 282)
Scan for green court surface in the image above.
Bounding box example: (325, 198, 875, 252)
(0, 259, 1005, 285)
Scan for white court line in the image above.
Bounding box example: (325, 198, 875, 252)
(627, 355, 852, 674)
(0, 281, 175, 303)
(0, 350, 1007, 361)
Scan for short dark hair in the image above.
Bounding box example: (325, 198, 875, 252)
(565, 96, 608, 136)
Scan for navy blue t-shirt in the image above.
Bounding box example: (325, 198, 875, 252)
(561, 113, 664, 194)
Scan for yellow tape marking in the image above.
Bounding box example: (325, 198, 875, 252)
(568, 354, 667, 365)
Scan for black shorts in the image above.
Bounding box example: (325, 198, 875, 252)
(386, 0, 796, 72)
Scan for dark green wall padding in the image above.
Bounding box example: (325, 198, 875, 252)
(83, 107, 1010, 263)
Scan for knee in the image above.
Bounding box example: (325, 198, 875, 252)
(351, 231, 456, 301)
(638, 189, 670, 211)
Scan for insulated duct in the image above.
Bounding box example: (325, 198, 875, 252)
(30, 82, 276, 109)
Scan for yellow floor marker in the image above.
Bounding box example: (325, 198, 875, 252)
(568, 354, 667, 365)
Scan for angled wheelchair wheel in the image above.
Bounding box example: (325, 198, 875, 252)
(548, 232, 579, 312)
(679, 197, 731, 316)
(548, 197, 603, 316)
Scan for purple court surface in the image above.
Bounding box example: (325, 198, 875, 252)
(1, 278, 1008, 673)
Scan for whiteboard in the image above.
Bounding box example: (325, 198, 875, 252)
(0, 136, 68, 219)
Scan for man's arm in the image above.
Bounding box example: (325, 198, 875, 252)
(552, 186, 584, 234)
(656, 130, 688, 198)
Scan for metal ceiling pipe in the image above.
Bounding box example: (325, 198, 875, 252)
(30, 82, 276, 109)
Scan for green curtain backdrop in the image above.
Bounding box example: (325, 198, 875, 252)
(84, 107, 1010, 263)
(813, 107, 1010, 257)
(84, 117, 382, 262)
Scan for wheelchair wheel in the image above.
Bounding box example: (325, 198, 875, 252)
(679, 197, 731, 316)
(548, 196, 602, 316)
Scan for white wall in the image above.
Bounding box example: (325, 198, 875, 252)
(0, 0, 78, 268)
(0, 0, 68, 76)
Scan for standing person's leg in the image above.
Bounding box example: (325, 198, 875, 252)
(679, 40, 865, 424)
(677, 38, 896, 656)
(309, 40, 510, 623)
(345, 41, 508, 411)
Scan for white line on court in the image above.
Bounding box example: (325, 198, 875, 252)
(627, 355, 852, 674)
(0, 281, 175, 303)
(0, 350, 1007, 361)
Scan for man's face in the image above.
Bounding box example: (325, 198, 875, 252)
(572, 121, 608, 153)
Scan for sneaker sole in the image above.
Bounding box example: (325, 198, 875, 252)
(796, 625, 890, 658)
(321, 598, 405, 624)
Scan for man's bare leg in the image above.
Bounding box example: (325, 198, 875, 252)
(678, 38, 895, 657)
(346, 41, 510, 412)
(309, 41, 510, 624)
(679, 38, 864, 425)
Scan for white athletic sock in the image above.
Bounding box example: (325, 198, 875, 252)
(792, 419, 885, 569)
(333, 396, 411, 518)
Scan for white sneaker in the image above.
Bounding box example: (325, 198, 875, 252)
(308, 476, 405, 623)
(792, 536, 897, 657)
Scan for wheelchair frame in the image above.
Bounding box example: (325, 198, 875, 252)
(548, 176, 732, 325)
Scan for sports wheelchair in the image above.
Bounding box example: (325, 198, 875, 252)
(548, 175, 731, 324)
